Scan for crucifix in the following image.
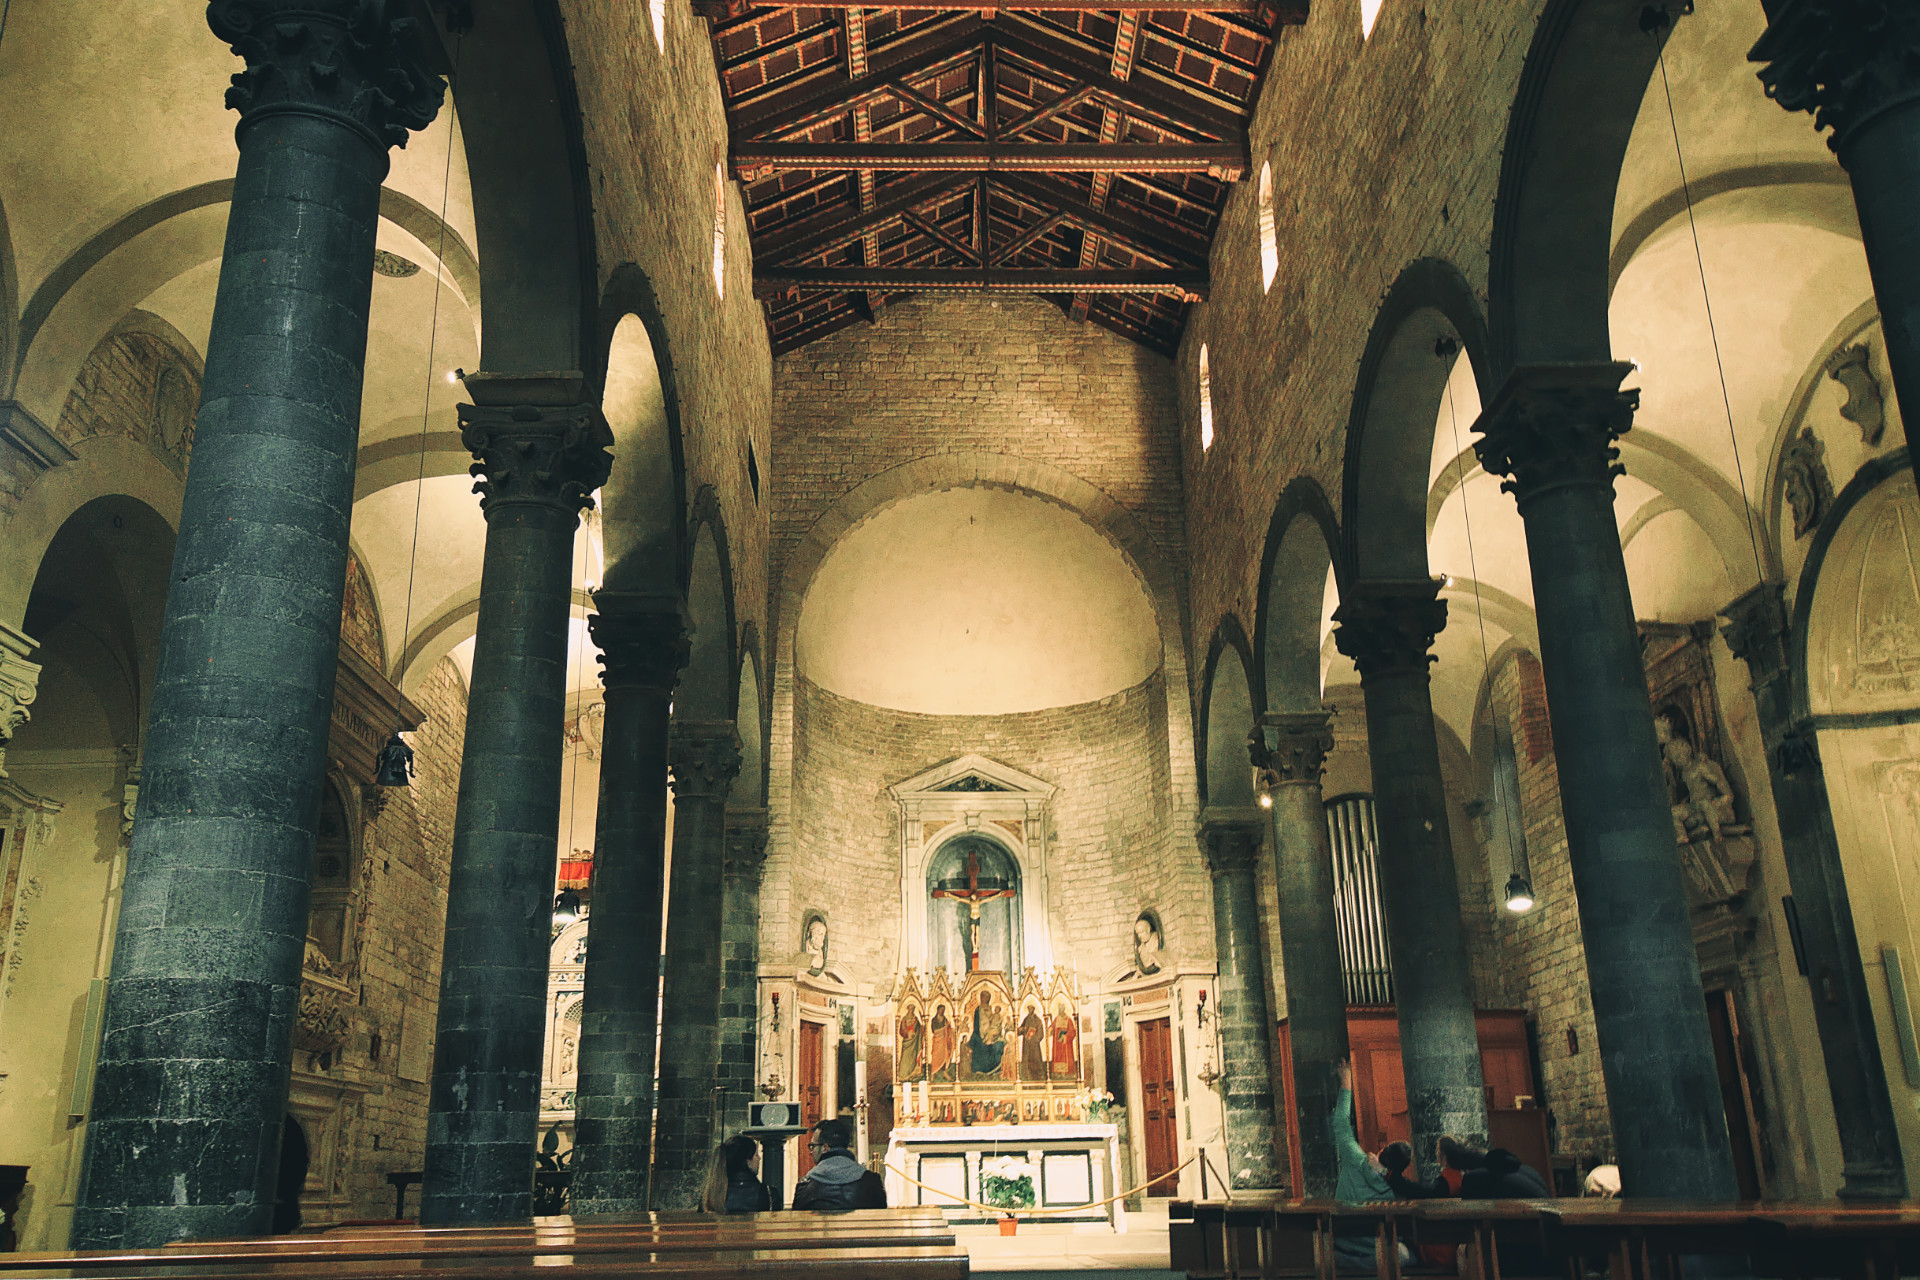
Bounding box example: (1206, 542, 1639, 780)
(931, 849, 1016, 972)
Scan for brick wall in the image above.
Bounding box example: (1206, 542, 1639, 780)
(1482, 651, 1614, 1161)
(780, 674, 1213, 989)
(337, 657, 468, 1218)
(562, 0, 774, 693)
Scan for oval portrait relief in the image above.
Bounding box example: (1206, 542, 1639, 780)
(154, 366, 196, 453)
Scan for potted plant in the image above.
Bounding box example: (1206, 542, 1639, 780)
(1074, 1088, 1115, 1122)
(980, 1155, 1037, 1234)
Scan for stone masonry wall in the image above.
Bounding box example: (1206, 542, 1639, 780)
(562, 0, 774, 707)
(335, 657, 468, 1220)
(1481, 652, 1614, 1161)
(786, 673, 1203, 990)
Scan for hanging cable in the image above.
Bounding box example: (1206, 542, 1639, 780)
(1440, 365, 1526, 910)
(376, 32, 465, 787)
(1655, 31, 1768, 587)
(0, 1, 14, 50)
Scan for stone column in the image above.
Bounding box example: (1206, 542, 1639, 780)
(421, 385, 614, 1224)
(651, 721, 743, 1208)
(569, 593, 687, 1214)
(1722, 581, 1906, 1198)
(1331, 581, 1488, 1169)
(719, 807, 772, 1134)
(1254, 711, 1348, 1196)
(1199, 811, 1285, 1191)
(1753, 4, 1920, 462)
(71, 4, 440, 1249)
(1473, 364, 1737, 1200)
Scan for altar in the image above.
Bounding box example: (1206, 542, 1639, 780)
(883, 1123, 1126, 1229)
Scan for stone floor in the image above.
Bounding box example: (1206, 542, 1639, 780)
(961, 1199, 1179, 1278)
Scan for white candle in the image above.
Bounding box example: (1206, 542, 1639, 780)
(919, 1080, 929, 1123)
(854, 1060, 867, 1105)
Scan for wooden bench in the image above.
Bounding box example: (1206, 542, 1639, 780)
(0, 1209, 966, 1280)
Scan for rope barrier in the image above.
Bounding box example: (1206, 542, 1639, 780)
(882, 1149, 1200, 1218)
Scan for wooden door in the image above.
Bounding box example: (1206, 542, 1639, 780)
(1476, 1010, 1536, 1111)
(798, 1020, 825, 1178)
(1347, 1011, 1408, 1152)
(1705, 990, 1765, 1199)
(1138, 1017, 1179, 1196)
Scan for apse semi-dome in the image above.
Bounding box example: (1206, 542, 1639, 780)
(796, 487, 1161, 715)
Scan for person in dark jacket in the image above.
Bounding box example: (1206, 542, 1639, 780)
(1459, 1147, 1552, 1199)
(708, 1134, 771, 1213)
(793, 1118, 887, 1211)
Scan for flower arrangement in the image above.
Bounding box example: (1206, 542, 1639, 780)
(1074, 1088, 1116, 1121)
(979, 1155, 1037, 1211)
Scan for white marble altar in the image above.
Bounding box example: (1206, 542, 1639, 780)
(883, 1123, 1125, 1229)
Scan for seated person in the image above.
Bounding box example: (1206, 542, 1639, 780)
(1378, 1141, 1449, 1200)
(1330, 1060, 1412, 1274)
(706, 1134, 771, 1213)
(793, 1118, 887, 1211)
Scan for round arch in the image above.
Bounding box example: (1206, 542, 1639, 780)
(1342, 257, 1493, 582)
(594, 266, 688, 596)
(1198, 617, 1257, 808)
(1255, 476, 1344, 716)
(680, 489, 736, 723)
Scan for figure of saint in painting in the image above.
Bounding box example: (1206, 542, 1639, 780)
(1048, 1001, 1079, 1078)
(897, 1006, 926, 1081)
(1131, 912, 1165, 977)
(929, 1004, 957, 1082)
(1018, 1004, 1046, 1081)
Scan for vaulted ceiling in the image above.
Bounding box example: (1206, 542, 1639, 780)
(696, 0, 1306, 354)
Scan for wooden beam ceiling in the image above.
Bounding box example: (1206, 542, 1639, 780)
(710, 2, 1299, 354)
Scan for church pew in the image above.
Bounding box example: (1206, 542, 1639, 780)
(0, 1244, 970, 1280)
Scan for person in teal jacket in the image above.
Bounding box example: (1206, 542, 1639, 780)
(1330, 1059, 1406, 1273)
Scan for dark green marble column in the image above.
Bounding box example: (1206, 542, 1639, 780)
(1722, 582, 1906, 1198)
(1754, 3, 1920, 467)
(1255, 712, 1349, 1196)
(1474, 365, 1736, 1200)
(651, 721, 742, 1209)
(718, 808, 771, 1135)
(1333, 582, 1488, 1172)
(570, 593, 687, 1214)
(1201, 812, 1285, 1191)
(422, 386, 614, 1223)
(71, 1, 441, 1248)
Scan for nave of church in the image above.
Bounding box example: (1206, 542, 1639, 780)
(3, 0, 1920, 1265)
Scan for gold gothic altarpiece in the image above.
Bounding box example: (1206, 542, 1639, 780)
(892, 966, 1087, 1126)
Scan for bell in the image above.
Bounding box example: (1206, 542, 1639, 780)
(553, 888, 582, 925)
(374, 733, 415, 787)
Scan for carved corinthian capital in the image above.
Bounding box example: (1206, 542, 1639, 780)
(723, 808, 772, 883)
(1200, 814, 1265, 878)
(1472, 364, 1638, 509)
(0, 623, 43, 777)
(1751, 0, 1920, 155)
(460, 401, 615, 517)
(1720, 581, 1792, 686)
(206, 0, 446, 151)
(1254, 711, 1334, 786)
(590, 592, 690, 696)
(1332, 580, 1446, 683)
(669, 722, 743, 804)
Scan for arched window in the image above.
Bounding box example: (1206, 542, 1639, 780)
(927, 835, 1021, 975)
(651, 0, 667, 48)
(1360, 0, 1383, 38)
(1199, 343, 1215, 451)
(1257, 162, 1277, 292)
(712, 163, 728, 297)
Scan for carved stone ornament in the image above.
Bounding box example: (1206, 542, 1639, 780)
(0, 624, 43, 778)
(1720, 580, 1792, 685)
(1751, 0, 1920, 155)
(372, 249, 421, 278)
(1782, 426, 1837, 539)
(1253, 711, 1334, 785)
(1472, 363, 1638, 507)
(294, 937, 353, 1057)
(668, 723, 744, 803)
(723, 811, 772, 881)
(1824, 343, 1886, 445)
(1332, 580, 1447, 682)
(459, 401, 615, 516)
(206, 0, 446, 151)
(1200, 817, 1264, 877)
(589, 592, 690, 695)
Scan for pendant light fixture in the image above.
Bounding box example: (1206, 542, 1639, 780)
(1504, 873, 1536, 914)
